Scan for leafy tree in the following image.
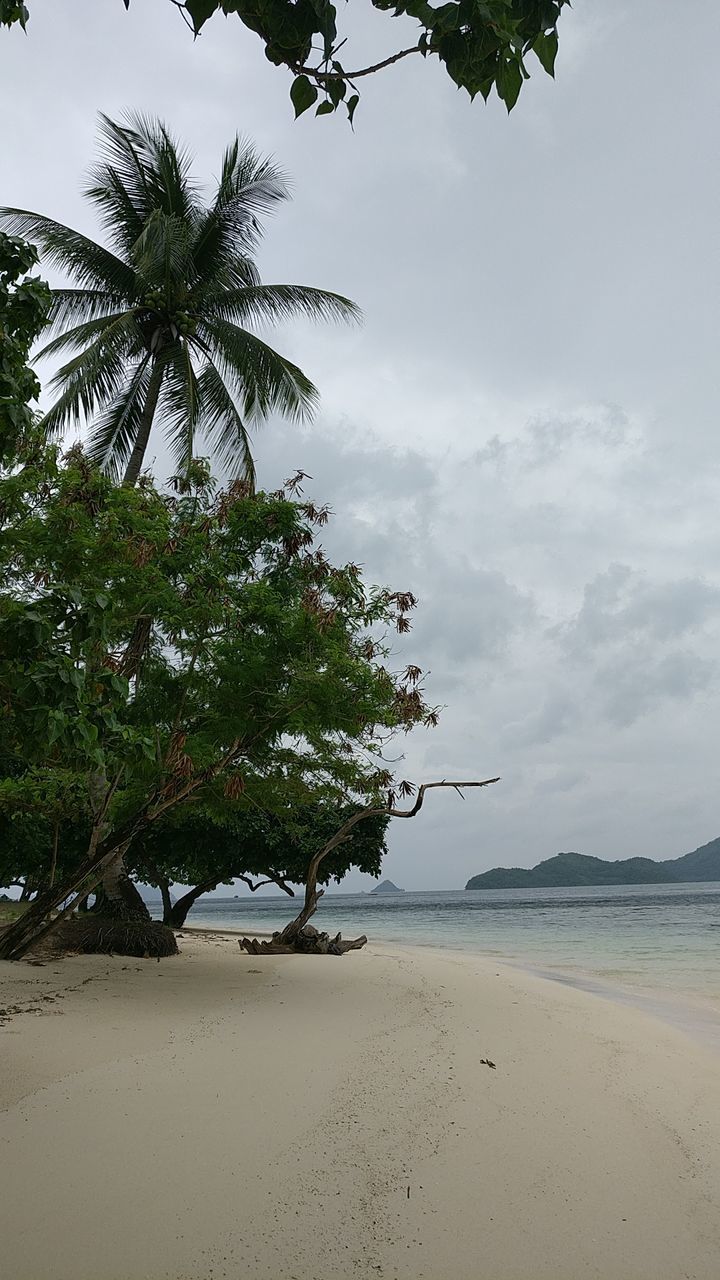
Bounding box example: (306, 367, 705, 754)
(0, 447, 435, 959)
(132, 800, 389, 927)
(6, 2, 568, 121)
(1, 113, 358, 487)
(0, 769, 89, 897)
(0, 231, 50, 463)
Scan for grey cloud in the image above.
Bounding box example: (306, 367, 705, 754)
(473, 404, 634, 473)
(503, 691, 577, 748)
(593, 650, 716, 728)
(411, 563, 535, 665)
(559, 566, 720, 654)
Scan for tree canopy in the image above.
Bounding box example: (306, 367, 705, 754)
(0, 232, 50, 464)
(3, 1, 569, 122)
(0, 439, 436, 957)
(133, 799, 389, 926)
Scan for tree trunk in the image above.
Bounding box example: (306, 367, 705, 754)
(122, 356, 164, 487)
(158, 878, 173, 926)
(239, 867, 366, 956)
(48, 820, 59, 888)
(0, 831, 136, 960)
(278, 881, 323, 944)
(97, 851, 150, 922)
(166, 878, 220, 929)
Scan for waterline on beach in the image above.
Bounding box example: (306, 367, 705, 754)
(157, 881, 720, 1046)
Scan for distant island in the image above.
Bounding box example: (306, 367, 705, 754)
(465, 837, 720, 890)
(370, 880, 405, 895)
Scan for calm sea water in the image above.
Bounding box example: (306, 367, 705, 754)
(156, 882, 720, 1024)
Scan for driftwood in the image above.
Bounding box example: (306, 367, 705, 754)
(239, 924, 367, 957)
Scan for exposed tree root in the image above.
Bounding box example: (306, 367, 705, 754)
(31, 918, 179, 959)
(239, 924, 367, 956)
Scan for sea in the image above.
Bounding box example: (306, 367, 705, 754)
(154, 882, 720, 1048)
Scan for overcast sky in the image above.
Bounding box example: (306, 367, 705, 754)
(3, 1, 720, 892)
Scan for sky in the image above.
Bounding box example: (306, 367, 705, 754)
(3, 1, 720, 893)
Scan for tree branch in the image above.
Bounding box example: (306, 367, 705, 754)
(237, 872, 295, 897)
(278, 776, 500, 944)
(299, 46, 422, 83)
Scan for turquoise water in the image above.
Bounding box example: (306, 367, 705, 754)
(162, 882, 720, 1042)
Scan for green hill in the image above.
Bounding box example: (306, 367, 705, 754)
(465, 843, 720, 890)
(665, 837, 720, 882)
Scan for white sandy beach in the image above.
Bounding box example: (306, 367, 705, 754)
(2, 933, 720, 1280)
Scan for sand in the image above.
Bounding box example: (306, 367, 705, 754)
(1, 933, 720, 1280)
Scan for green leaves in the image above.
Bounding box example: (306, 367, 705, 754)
(0, 232, 51, 464)
(533, 29, 559, 77)
(495, 55, 524, 112)
(290, 75, 318, 118)
(0, 1, 29, 29)
(1, 443, 434, 898)
(184, 0, 568, 122)
(185, 0, 220, 32)
(7, 2, 567, 122)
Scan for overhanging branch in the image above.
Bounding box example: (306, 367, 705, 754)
(299, 46, 421, 83)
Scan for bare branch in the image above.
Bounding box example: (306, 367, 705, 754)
(237, 872, 295, 898)
(299, 45, 422, 84)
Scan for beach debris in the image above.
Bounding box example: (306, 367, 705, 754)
(239, 924, 368, 956)
(479, 1058, 496, 1070)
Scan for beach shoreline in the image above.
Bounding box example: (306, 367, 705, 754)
(177, 921, 720, 1053)
(2, 933, 720, 1279)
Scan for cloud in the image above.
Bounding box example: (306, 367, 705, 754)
(559, 566, 720, 654)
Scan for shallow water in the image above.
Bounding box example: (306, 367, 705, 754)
(158, 881, 720, 1021)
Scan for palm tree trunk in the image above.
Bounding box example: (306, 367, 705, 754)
(122, 355, 164, 487)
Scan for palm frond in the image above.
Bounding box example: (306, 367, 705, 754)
(204, 283, 362, 328)
(196, 358, 256, 484)
(131, 209, 194, 294)
(86, 113, 198, 255)
(37, 310, 137, 361)
(191, 137, 289, 282)
(140, 117, 198, 221)
(85, 355, 153, 478)
(0, 208, 135, 295)
(200, 316, 319, 423)
(83, 164, 148, 258)
(45, 288, 132, 334)
(41, 313, 143, 438)
(214, 135, 289, 223)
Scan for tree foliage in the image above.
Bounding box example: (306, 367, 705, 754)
(7, 2, 569, 121)
(0, 2, 28, 29)
(0, 443, 436, 957)
(1, 114, 359, 486)
(0, 232, 50, 463)
(133, 799, 389, 925)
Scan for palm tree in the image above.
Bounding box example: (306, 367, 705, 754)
(1, 113, 359, 485)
